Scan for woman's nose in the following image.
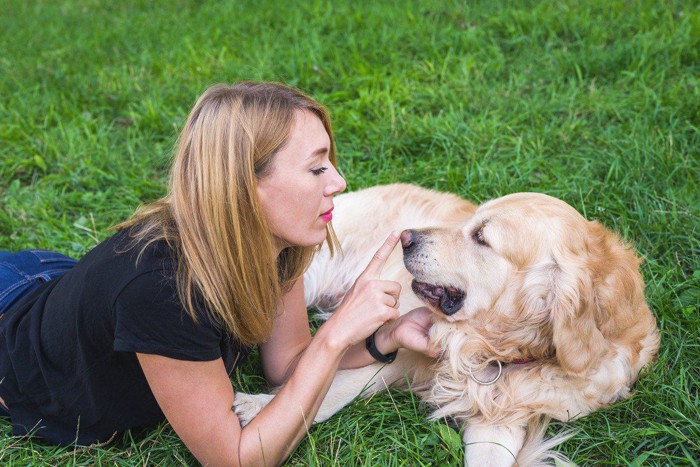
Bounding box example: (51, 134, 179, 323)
(324, 167, 346, 196)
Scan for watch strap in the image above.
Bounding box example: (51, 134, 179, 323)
(365, 330, 398, 363)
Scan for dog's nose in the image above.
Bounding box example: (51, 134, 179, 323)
(400, 230, 416, 250)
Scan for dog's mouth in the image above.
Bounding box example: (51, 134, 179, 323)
(411, 280, 465, 316)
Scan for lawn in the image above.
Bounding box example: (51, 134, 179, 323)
(1, 0, 698, 465)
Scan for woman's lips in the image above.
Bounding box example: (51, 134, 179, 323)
(320, 208, 333, 222)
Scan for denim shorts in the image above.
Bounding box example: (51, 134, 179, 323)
(0, 249, 77, 318)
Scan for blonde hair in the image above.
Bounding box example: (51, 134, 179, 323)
(115, 82, 340, 346)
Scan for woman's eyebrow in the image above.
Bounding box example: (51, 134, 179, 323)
(306, 147, 329, 160)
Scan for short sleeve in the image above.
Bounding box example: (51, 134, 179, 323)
(113, 269, 223, 361)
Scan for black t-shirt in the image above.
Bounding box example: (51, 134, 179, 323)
(0, 229, 250, 445)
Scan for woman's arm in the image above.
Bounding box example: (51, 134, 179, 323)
(138, 233, 403, 466)
(259, 279, 312, 386)
(259, 257, 438, 384)
(137, 328, 344, 467)
(259, 280, 437, 380)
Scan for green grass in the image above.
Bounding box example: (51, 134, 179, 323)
(1, 0, 698, 464)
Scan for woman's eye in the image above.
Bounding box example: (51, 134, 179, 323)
(311, 167, 328, 175)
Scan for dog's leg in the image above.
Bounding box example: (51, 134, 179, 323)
(463, 423, 526, 467)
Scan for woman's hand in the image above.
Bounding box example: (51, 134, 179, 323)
(320, 232, 402, 351)
(374, 307, 439, 358)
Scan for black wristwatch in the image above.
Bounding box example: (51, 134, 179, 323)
(365, 329, 398, 363)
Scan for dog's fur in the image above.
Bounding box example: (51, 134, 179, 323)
(235, 184, 660, 466)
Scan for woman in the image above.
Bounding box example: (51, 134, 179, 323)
(0, 81, 436, 465)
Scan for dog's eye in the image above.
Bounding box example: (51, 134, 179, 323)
(472, 227, 489, 247)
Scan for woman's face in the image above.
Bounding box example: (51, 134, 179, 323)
(257, 110, 346, 251)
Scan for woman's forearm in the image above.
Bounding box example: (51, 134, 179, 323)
(237, 325, 346, 465)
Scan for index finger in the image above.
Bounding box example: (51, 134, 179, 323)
(361, 231, 400, 278)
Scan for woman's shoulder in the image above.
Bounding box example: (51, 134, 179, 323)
(86, 227, 178, 274)
(59, 228, 180, 312)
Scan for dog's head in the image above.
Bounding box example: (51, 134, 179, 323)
(402, 192, 658, 376)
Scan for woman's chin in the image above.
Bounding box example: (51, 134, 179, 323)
(276, 231, 328, 250)
(305, 235, 329, 248)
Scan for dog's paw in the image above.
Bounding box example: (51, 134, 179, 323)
(233, 392, 275, 426)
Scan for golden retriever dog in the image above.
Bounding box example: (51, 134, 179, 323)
(235, 184, 660, 466)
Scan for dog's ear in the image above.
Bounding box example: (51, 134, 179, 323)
(518, 251, 605, 375)
(547, 220, 648, 376)
(520, 221, 633, 375)
(548, 249, 606, 376)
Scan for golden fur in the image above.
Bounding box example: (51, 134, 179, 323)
(235, 184, 660, 466)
